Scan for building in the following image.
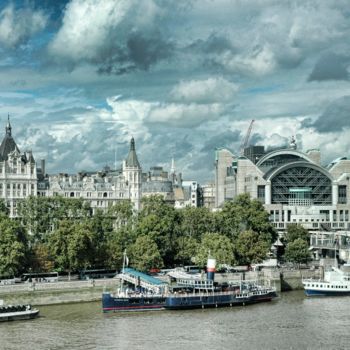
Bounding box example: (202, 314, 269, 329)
(0, 117, 38, 217)
(0, 120, 142, 216)
(202, 182, 215, 210)
(215, 138, 350, 232)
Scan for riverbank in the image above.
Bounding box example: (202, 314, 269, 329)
(0, 268, 320, 306)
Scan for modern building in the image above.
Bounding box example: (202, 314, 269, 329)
(215, 138, 350, 232)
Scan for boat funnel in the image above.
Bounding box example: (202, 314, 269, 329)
(207, 258, 216, 281)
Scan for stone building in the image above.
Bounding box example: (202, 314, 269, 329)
(0, 120, 142, 216)
(215, 138, 350, 232)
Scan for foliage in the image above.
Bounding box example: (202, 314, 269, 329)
(285, 224, 310, 244)
(48, 220, 94, 274)
(195, 233, 234, 267)
(17, 196, 92, 242)
(29, 243, 55, 272)
(219, 194, 277, 243)
(284, 238, 311, 265)
(0, 215, 28, 277)
(174, 236, 199, 266)
(129, 235, 163, 272)
(234, 230, 270, 265)
(136, 195, 181, 267)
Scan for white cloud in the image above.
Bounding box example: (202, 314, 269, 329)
(170, 77, 238, 103)
(0, 4, 47, 48)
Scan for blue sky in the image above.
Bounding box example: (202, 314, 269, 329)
(0, 0, 349, 182)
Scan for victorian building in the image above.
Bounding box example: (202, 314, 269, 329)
(0, 120, 142, 216)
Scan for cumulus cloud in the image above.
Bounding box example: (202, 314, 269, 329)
(0, 4, 47, 48)
(49, 0, 173, 73)
(170, 77, 238, 103)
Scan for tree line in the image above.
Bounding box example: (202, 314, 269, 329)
(0, 193, 311, 278)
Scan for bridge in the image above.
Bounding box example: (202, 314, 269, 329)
(118, 268, 168, 294)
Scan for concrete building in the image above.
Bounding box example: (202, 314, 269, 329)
(202, 182, 215, 210)
(215, 139, 350, 232)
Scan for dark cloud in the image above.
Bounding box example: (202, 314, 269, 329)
(308, 53, 349, 82)
(310, 95, 350, 133)
(187, 33, 235, 55)
(200, 130, 240, 153)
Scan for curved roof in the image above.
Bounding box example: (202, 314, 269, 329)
(125, 137, 140, 168)
(264, 161, 333, 181)
(256, 149, 313, 167)
(0, 119, 20, 161)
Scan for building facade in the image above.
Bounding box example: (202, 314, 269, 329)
(0, 121, 143, 216)
(215, 140, 350, 232)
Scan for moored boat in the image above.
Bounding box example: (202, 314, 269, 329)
(303, 265, 350, 296)
(0, 300, 39, 322)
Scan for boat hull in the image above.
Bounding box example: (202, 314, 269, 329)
(0, 309, 39, 322)
(164, 291, 277, 310)
(102, 292, 166, 312)
(304, 289, 350, 297)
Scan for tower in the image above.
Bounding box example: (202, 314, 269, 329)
(123, 137, 142, 210)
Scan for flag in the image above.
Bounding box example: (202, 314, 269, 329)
(125, 255, 129, 267)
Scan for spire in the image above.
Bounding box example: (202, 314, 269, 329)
(125, 137, 140, 168)
(171, 157, 175, 174)
(6, 113, 11, 136)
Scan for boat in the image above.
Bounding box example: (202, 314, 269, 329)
(302, 265, 350, 296)
(164, 258, 277, 310)
(0, 300, 39, 322)
(102, 251, 167, 312)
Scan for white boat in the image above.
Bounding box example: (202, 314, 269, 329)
(302, 265, 350, 296)
(0, 300, 39, 322)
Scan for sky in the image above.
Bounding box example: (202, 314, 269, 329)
(0, 0, 349, 183)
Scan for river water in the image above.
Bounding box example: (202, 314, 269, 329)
(1, 291, 350, 350)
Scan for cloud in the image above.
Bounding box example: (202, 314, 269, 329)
(48, 0, 173, 73)
(0, 4, 48, 48)
(170, 77, 238, 103)
(310, 96, 350, 133)
(308, 53, 349, 81)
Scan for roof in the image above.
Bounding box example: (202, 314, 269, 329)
(123, 268, 167, 285)
(0, 118, 20, 160)
(125, 137, 140, 168)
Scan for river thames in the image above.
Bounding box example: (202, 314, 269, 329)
(1, 290, 350, 350)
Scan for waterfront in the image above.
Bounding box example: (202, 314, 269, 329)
(0, 291, 350, 350)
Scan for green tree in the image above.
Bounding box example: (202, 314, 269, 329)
(195, 233, 234, 267)
(0, 215, 28, 277)
(175, 235, 199, 266)
(285, 224, 310, 244)
(235, 230, 270, 265)
(218, 194, 277, 244)
(179, 207, 215, 241)
(136, 195, 181, 267)
(129, 235, 163, 272)
(284, 238, 311, 265)
(48, 220, 94, 278)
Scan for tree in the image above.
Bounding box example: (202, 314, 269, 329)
(284, 238, 311, 265)
(48, 220, 94, 278)
(235, 230, 270, 265)
(218, 194, 277, 244)
(136, 195, 181, 267)
(195, 233, 234, 267)
(0, 215, 28, 278)
(129, 235, 163, 272)
(174, 236, 199, 266)
(285, 224, 310, 244)
(179, 207, 215, 241)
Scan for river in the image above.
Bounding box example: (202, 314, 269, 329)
(1, 291, 350, 350)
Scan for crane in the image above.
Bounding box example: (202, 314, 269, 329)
(240, 119, 254, 155)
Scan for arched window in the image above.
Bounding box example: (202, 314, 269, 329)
(271, 165, 332, 205)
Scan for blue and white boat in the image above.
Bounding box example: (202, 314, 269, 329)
(102, 251, 167, 312)
(302, 265, 350, 296)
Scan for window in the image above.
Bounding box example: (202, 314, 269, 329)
(257, 185, 265, 202)
(339, 185, 347, 204)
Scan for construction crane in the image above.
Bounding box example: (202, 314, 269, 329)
(240, 119, 254, 156)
